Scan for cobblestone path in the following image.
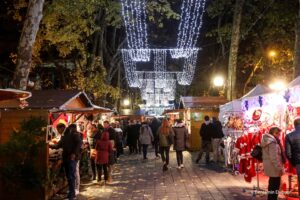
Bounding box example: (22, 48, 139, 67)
(53, 149, 279, 200)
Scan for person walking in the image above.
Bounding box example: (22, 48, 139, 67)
(158, 119, 174, 171)
(262, 127, 285, 200)
(196, 116, 214, 164)
(95, 131, 113, 185)
(173, 119, 189, 169)
(127, 120, 138, 154)
(103, 121, 117, 183)
(113, 121, 124, 157)
(139, 121, 154, 160)
(211, 117, 224, 163)
(150, 118, 161, 158)
(86, 123, 101, 180)
(286, 118, 300, 196)
(50, 124, 82, 200)
(135, 121, 142, 154)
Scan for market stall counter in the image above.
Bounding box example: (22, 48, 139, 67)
(0, 90, 112, 200)
(179, 96, 228, 151)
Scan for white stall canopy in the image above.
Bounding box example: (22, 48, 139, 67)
(241, 84, 272, 99)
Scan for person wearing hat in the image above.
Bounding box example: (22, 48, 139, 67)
(286, 118, 300, 196)
(262, 126, 285, 200)
(50, 123, 82, 200)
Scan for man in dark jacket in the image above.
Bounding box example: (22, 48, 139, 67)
(211, 117, 224, 163)
(196, 116, 214, 164)
(50, 123, 82, 200)
(285, 118, 300, 195)
(126, 120, 137, 154)
(150, 118, 161, 157)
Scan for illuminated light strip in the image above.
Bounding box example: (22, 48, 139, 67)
(121, 48, 199, 61)
(177, 49, 198, 85)
(174, 0, 206, 58)
(153, 49, 167, 86)
(121, 50, 141, 88)
(120, 0, 149, 61)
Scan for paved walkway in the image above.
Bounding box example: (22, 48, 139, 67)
(53, 148, 276, 200)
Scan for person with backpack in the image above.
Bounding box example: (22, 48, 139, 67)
(158, 119, 174, 171)
(139, 121, 154, 160)
(261, 127, 285, 200)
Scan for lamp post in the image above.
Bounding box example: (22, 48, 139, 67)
(243, 50, 278, 94)
(212, 76, 225, 96)
(268, 50, 277, 58)
(269, 80, 287, 91)
(123, 98, 130, 106)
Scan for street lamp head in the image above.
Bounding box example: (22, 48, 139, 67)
(269, 80, 286, 91)
(268, 50, 277, 58)
(213, 76, 225, 87)
(123, 98, 130, 106)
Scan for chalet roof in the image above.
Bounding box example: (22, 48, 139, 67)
(49, 107, 112, 114)
(180, 96, 228, 109)
(0, 89, 31, 101)
(0, 90, 113, 114)
(0, 90, 90, 109)
(27, 90, 87, 109)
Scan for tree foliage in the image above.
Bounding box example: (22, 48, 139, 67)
(0, 117, 47, 189)
(200, 0, 298, 96)
(31, 0, 178, 105)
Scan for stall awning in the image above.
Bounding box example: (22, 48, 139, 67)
(180, 96, 228, 109)
(288, 76, 300, 88)
(241, 84, 272, 99)
(0, 89, 31, 101)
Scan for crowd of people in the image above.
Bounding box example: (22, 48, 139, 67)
(49, 115, 300, 200)
(49, 117, 194, 199)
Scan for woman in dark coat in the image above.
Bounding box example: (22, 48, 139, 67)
(173, 119, 189, 169)
(95, 131, 112, 184)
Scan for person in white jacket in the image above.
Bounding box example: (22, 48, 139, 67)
(139, 122, 154, 160)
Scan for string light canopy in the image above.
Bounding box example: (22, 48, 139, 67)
(120, 0, 206, 107)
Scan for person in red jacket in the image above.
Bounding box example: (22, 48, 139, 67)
(95, 131, 113, 184)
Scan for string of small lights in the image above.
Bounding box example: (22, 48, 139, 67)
(120, 0, 206, 107)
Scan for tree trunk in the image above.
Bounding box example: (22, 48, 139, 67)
(294, 0, 300, 78)
(12, 0, 45, 90)
(226, 0, 245, 100)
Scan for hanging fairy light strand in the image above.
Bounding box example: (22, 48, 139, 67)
(121, 50, 140, 88)
(120, 0, 150, 61)
(177, 49, 199, 85)
(172, 0, 206, 58)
